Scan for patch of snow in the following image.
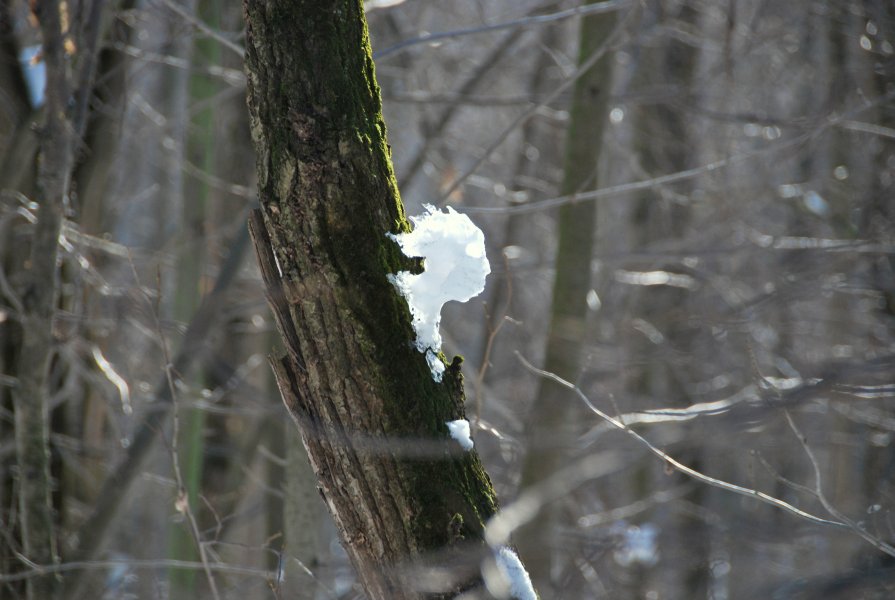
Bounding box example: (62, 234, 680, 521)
(426, 350, 446, 382)
(612, 522, 659, 567)
(494, 547, 537, 600)
(18, 46, 46, 109)
(445, 419, 473, 451)
(802, 190, 830, 217)
(387, 205, 490, 381)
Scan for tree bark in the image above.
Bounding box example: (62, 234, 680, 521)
(242, 2, 503, 599)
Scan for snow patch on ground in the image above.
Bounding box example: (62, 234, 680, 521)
(445, 419, 473, 451)
(387, 205, 490, 381)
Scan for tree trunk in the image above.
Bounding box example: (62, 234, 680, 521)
(11, 4, 78, 598)
(515, 4, 614, 591)
(242, 2, 505, 598)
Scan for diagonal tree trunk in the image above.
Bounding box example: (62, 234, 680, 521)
(242, 2, 513, 599)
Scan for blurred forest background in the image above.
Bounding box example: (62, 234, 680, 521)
(2, 0, 895, 598)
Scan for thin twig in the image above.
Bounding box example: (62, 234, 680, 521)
(396, 23, 525, 189)
(486, 449, 627, 548)
(0, 558, 274, 584)
(460, 89, 895, 215)
(474, 252, 513, 425)
(375, 0, 629, 59)
(783, 409, 895, 558)
(134, 258, 222, 600)
(747, 338, 895, 558)
(839, 119, 895, 140)
(515, 352, 847, 529)
(437, 6, 637, 205)
(461, 145, 764, 215)
(753, 451, 819, 499)
(158, 0, 244, 57)
(66, 223, 250, 572)
(108, 41, 245, 86)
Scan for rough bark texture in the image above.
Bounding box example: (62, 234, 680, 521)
(242, 2, 500, 598)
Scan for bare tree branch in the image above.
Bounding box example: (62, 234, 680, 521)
(515, 352, 848, 530)
(375, 0, 630, 59)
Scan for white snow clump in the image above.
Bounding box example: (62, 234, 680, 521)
(445, 419, 473, 451)
(494, 547, 537, 600)
(387, 205, 490, 382)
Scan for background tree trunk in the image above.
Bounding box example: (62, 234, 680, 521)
(242, 2, 506, 598)
(14, 4, 71, 594)
(2, 2, 892, 598)
(7, 2, 101, 597)
(516, 4, 615, 591)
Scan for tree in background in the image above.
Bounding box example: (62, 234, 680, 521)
(515, 2, 615, 592)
